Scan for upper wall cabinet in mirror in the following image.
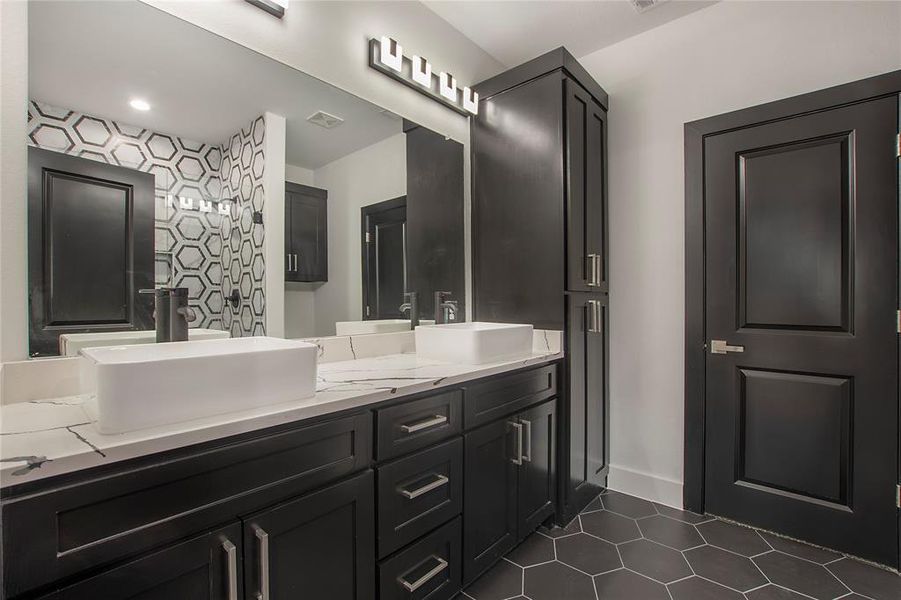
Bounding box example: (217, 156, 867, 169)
(25, 0, 465, 357)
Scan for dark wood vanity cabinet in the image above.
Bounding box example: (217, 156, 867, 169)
(284, 182, 328, 282)
(472, 47, 609, 523)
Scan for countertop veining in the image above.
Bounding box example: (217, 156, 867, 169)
(0, 333, 562, 489)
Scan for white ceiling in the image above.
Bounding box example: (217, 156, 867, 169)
(422, 0, 717, 67)
(29, 0, 402, 170)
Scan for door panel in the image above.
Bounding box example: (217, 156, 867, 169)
(242, 471, 375, 600)
(565, 79, 607, 293)
(38, 522, 242, 600)
(285, 183, 327, 283)
(462, 419, 518, 584)
(704, 96, 898, 566)
(518, 399, 557, 536)
(362, 198, 407, 320)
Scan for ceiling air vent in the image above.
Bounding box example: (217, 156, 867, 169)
(630, 0, 669, 13)
(306, 111, 344, 129)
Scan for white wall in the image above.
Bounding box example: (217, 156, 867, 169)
(578, 0, 901, 507)
(311, 133, 406, 336)
(284, 165, 317, 339)
(285, 164, 314, 186)
(263, 112, 287, 338)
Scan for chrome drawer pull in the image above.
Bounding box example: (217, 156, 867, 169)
(400, 414, 447, 434)
(511, 421, 523, 465)
(222, 539, 238, 600)
(398, 556, 449, 592)
(521, 419, 532, 463)
(254, 525, 270, 600)
(586, 253, 602, 287)
(399, 474, 449, 499)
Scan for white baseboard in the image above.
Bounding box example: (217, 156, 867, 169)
(607, 464, 683, 509)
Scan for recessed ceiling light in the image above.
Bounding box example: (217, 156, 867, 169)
(129, 99, 151, 111)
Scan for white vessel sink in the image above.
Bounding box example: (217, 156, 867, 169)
(80, 337, 317, 433)
(335, 319, 435, 336)
(60, 328, 229, 356)
(414, 322, 533, 364)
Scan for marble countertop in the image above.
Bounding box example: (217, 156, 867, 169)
(1, 343, 562, 489)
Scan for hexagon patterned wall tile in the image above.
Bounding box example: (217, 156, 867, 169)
(26, 101, 266, 336)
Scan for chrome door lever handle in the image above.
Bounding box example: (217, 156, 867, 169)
(711, 340, 744, 354)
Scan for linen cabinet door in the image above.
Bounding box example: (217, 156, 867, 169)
(242, 471, 374, 600)
(462, 418, 518, 585)
(37, 522, 243, 600)
(565, 78, 607, 293)
(517, 399, 557, 537)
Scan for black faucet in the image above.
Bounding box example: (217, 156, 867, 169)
(434, 291, 458, 324)
(140, 287, 197, 342)
(399, 291, 420, 329)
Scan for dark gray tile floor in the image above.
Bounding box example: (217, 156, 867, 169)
(459, 490, 901, 600)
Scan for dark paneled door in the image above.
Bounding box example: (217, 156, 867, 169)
(361, 196, 407, 319)
(517, 399, 557, 535)
(27, 147, 155, 357)
(242, 471, 375, 600)
(285, 182, 328, 283)
(704, 96, 898, 566)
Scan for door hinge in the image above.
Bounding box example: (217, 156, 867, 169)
(896, 484, 900, 508)
(365, 305, 371, 317)
(896, 133, 900, 158)
(896, 310, 900, 333)
(365, 232, 371, 243)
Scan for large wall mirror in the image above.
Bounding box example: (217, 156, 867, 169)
(26, 0, 465, 357)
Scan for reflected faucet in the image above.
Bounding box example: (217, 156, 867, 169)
(140, 287, 197, 342)
(434, 291, 458, 325)
(399, 291, 420, 329)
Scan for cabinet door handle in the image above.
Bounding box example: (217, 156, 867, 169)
(286, 253, 291, 271)
(399, 474, 449, 499)
(254, 525, 270, 600)
(586, 253, 601, 286)
(398, 556, 448, 592)
(400, 414, 447, 434)
(293, 253, 299, 272)
(521, 419, 532, 463)
(222, 539, 238, 600)
(511, 421, 523, 465)
(587, 300, 603, 334)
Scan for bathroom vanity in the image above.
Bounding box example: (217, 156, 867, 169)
(0, 332, 562, 600)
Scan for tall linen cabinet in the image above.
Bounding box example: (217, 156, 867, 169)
(471, 48, 609, 523)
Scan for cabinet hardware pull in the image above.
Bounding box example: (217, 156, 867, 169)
(587, 300, 603, 333)
(521, 419, 532, 462)
(293, 253, 299, 272)
(400, 414, 447, 433)
(254, 525, 270, 600)
(398, 556, 449, 592)
(222, 539, 238, 600)
(399, 474, 449, 499)
(586, 253, 602, 287)
(511, 421, 524, 465)
(710, 340, 744, 354)
(286, 253, 291, 271)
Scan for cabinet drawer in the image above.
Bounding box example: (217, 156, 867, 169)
(378, 437, 463, 557)
(463, 364, 557, 428)
(376, 390, 462, 460)
(1, 413, 371, 599)
(379, 517, 462, 600)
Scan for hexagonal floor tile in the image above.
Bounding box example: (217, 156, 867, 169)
(758, 533, 840, 564)
(580, 495, 603, 514)
(637, 514, 704, 550)
(754, 552, 849, 600)
(579, 510, 640, 543)
(667, 576, 744, 600)
(524, 561, 595, 600)
(652, 503, 711, 524)
(539, 517, 580, 539)
(697, 519, 770, 556)
(600, 491, 657, 518)
(684, 545, 767, 592)
(506, 533, 554, 567)
(745, 584, 814, 600)
(555, 532, 621, 575)
(826, 557, 901, 600)
(593, 568, 670, 600)
(619, 538, 691, 583)
(464, 559, 522, 600)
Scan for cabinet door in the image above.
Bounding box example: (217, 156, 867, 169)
(285, 183, 328, 282)
(243, 471, 374, 600)
(565, 79, 607, 293)
(38, 522, 242, 600)
(560, 293, 608, 522)
(462, 419, 518, 585)
(517, 399, 557, 537)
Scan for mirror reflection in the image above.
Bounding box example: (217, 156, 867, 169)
(26, 0, 465, 357)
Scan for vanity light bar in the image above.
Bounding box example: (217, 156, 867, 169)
(369, 37, 478, 116)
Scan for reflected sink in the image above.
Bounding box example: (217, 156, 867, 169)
(335, 319, 435, 336)
(414, 322, 533, 364)
(81, 337, 317, 433)
(60, 328, 229, 356)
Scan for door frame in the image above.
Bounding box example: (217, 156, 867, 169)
(683, 69, 901, 515)
(360, 195, 407, 320)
